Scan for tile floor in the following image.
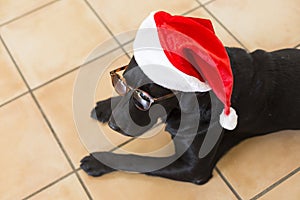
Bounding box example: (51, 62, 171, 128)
(0, 0, 299, 199)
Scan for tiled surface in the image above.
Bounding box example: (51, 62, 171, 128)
(29, 174, 89, 200)
(260, 171, 300, 200)
(0, 0, 299, 199)
(0, 40, 27, 105)
(206, 0, 300, 51)
(217, 130, 300, 199)
(0, 0, 118, 89)
(34, 49, 131, 167)
(34, 70, 89, 167)
(0, 0, 53, 24)
(0, 95, 71, 199)
(80, 170, 237, 200)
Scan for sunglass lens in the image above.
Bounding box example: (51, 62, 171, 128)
(113, 75, 127, 95)
(133, 90, 151, 111)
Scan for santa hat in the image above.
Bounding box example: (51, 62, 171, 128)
(133, 11, 238, 130)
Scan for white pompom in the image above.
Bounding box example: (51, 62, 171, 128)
(219, 107, 238, 130)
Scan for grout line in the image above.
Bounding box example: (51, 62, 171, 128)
(0, 37, 30, 108)
(83, 0, 130, 59)
(32, 65, 81, 91)
(75, 167, 82, 172)
(0, 0, 60, 27)
(250, 167, 300, 200)
(203, 6, 249, 51)
(215, 167, 243, 200)
(121, 38, 135, 46)
(182, 5, 202, 16)
(195, 1, 249, 51)
(202, 0, 217, 6)
(109, 138, 136, 152)
(22, 167, 82, 200)
(74, 171, 94, 200)
(0, 91, 29, 108)
(22, 170, 75, 200)
(0, 34, 93, 200)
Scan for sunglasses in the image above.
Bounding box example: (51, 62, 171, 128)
(110, 66, 176, 111)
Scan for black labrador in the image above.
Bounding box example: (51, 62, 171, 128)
(80, 47, 300, 184)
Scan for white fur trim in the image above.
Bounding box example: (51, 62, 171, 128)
(219, 107, 238, 130)
(133, 12, 211, 92)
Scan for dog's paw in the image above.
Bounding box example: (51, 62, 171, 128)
(80, 155, 114, 177)
(91, 99, 113, 123)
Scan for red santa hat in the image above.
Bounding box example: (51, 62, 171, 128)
(133, 11, 238, 130)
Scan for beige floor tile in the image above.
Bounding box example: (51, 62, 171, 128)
(88, 0, 199, 43)
(29, 174, 88, 200)
(80, 170, 236, 200)
(0, 0, 53, 24)
(187, 8, 242, 48)
(217, 130, 300, 199)
(260, 172, 300, 200)
(206, 0, 300, 51)
(34, 48, 131, 167)
(0, 0, 118, 89)
(0, 40, 27, 105)
(0, 94, 71, 199)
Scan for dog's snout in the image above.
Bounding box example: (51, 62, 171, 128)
(108, 117, 136, 137)
(108, 120, 121, 132)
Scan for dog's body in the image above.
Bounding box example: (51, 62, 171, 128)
(81, 47, 300, 184)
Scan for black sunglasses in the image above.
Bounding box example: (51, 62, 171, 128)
(110, 66, 176, 111)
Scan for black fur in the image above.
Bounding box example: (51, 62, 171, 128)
(81, 47, 300, 184)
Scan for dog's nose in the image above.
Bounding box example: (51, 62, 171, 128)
(90, 109, 98, 120)
(108, 118, 135, 137)
(108, 120, 121, 132)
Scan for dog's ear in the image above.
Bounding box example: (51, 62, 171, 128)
(179, 92, 199, 113)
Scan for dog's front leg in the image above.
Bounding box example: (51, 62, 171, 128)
(80, 139, 215, 185)
(91, 96, 122, 123)
(80, 152, 176, 178)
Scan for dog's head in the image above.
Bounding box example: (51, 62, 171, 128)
(108, 57, 212, 137)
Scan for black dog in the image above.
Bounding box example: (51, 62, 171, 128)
(80, 47, 300, 184)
